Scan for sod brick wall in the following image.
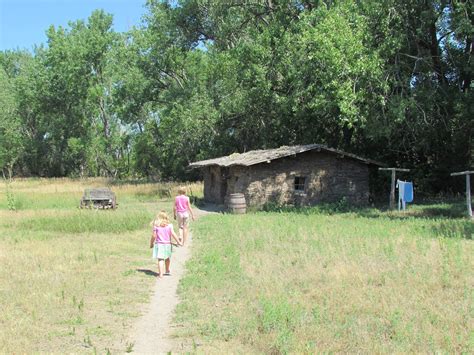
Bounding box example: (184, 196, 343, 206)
(203, 150, 370, 207)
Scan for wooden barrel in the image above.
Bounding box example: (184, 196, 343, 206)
(228, 193, 246, 214)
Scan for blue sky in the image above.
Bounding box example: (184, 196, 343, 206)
(0, 0, 148, 51)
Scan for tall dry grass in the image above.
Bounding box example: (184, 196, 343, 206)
(0, 178, 202, 353)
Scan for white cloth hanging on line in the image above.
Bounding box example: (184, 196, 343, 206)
(396, 180, 414, 211)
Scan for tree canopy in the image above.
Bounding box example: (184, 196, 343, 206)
(0, 1, 472, 193)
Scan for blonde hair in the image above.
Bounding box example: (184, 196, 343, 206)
(177, 186, 186, 195)
(152, 211, 170, 227)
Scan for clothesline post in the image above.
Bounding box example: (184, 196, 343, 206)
(379, 167, 411, 210)
(450, 171, 473, 218)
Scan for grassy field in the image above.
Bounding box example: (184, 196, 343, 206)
(0, 178, 202, 353)
(175, 204, 473, 353)
(2, 178, 473, 353)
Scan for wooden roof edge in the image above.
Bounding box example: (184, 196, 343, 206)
(187, 145, 320, 169)
(188, 144, 384, 168)
(321, 146, 385, 166)
(187, 162, 219, 169)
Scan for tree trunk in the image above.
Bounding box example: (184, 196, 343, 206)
(461, 35, 473, 93)
(429, 21, 446, 85)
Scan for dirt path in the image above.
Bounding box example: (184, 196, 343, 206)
(122, 206, 218, 354)
(128, 235, 191, 354)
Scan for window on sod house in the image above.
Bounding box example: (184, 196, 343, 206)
(294, 176, 306, 191)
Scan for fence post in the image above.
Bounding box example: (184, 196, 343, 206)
(450, 171, 473, 218)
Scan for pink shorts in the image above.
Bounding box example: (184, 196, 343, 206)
(177, 211, 189, 229)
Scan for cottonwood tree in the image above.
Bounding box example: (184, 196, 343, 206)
(0, 0, 471, 194)
(0, 67, 23, 179)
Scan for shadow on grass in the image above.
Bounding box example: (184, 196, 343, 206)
(412, 203, 468, 218)
(431, 220, 473, 239)
(136, 268, 158, 277)
(194, 201, 225, 213)
(191, 196, 212, 207)
(354, 206, 468, 220)
(256, 201, 471, 221)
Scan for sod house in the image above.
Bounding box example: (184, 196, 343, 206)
(188, 144, 384, 207)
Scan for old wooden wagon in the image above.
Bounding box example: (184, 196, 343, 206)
(80, 187, 117, 209)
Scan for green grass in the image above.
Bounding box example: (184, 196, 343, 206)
(14, 210, 152, 234)
(2, 178, 472, 353)
(174, 205, 473, 353)
(0, 178, 202, 353)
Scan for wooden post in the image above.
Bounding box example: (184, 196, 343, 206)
(450, 171, 473, 218)
(379, 168, 411, 210)
(467, 174, 472, 218)
(390, 169, 396, 210)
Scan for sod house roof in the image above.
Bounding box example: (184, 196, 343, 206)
(188, 144, 384, 169)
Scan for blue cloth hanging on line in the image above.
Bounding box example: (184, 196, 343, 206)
(397, 180, 414, 210)
(404, 182, 413, 203)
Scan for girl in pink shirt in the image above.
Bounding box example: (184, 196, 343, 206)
(150, 211, 180, 278)
(173, 186, 195, 246)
